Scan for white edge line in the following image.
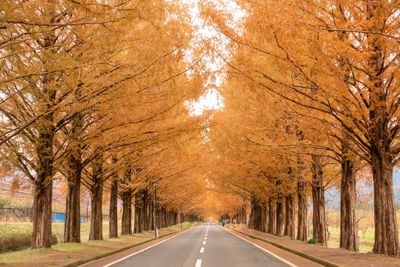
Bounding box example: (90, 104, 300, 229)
(104, 228, 194, 267)
(224, 229, 297, 267)
(195, 259, 202, 267)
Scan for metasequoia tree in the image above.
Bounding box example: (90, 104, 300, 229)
(0, 0, 200, 247)
(208, 52, 343, 245)
(0, 0, 127, 247)
(203, 0, 400, 255)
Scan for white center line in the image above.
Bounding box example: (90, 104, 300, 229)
(195, 259, 202, 267)
(200, 247, 205, 253)
(202, 241, 206, 245)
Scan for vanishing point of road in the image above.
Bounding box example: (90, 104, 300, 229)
(102, 223, 295, 267)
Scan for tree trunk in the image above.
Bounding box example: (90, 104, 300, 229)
(366, 2, 399, 256)
(163, 208, 167, 228)
(276, 201, 284, 235)
(121, 192, 132, 235)
(297, 180, 308, 241)
(267, 201, 276, 234)
(311, 154, 326, 245)
(371, 153, 399, 255)
(284, 194, 295, 238)
(144, 200, 150, 231)
(264, 205, 269, 232)
(109, 178, 118, 238)
(340, 139, 358, 251)
(249, 197, 255, 229)
(89, 154, 103, 241)
(261, 204, 266, 232)
(134, 197, 142, 233)
(64, 154, 81, 243)
(31, 26, 57, 249)
(32, 181, 53, 248)
(32, 118, 55, 248)
(89, 182, 103, 240)
(252, 201, 263, 231)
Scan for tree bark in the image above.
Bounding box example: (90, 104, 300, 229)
(276, 201, 284, 235)
(32, 181, 53, 248)
(64, 154, 81, 243)
(109, 178, 118, 238)
(340, 138, 358, 251)
(267, 201, 276, 234)
(144, 200, 150, 231)
(297, 180, 308, 241)
(134, 190, 145, 233)
(311, 154, 326, 245)
(371, 152, 399, 255)
(89, 154, 103, 241)
(284, 194, 295, 238)
(121, 192, 132, 235)
(134, 196, 142, 233)
(32, 114, 55, 248)
(261, 203, 266, 232)
(251, 200, 263, 231)
(264, 205, 269, 232)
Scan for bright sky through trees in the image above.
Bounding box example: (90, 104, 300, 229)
(184, 0, 244, 116)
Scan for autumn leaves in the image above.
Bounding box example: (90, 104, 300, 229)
(0, 0, 206, 248)
(203, 0, 400, 256)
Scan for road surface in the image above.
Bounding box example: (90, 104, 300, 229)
(106, 223, 294, 267)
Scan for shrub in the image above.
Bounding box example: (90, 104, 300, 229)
(307, 238, 317, 244)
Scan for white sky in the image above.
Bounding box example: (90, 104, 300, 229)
(182, 0, 245, 116)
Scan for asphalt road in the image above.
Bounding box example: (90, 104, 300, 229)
(106, 223, 293, 267)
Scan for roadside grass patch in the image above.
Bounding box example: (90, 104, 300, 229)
(307, 238, 317, 244)
(0, 223, 57, 253)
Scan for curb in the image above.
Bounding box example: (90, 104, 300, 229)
(231, 229, 339, 267)
(61, 227, 192, 267)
